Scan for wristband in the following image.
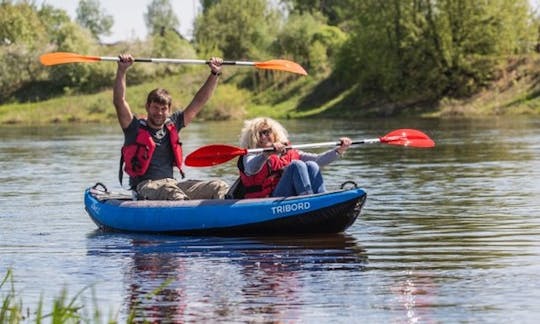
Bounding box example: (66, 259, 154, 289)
(211, 70, 221, 76)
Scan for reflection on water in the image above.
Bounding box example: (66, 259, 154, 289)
(86, 232, 366, 322)
(2, 117, 540, 322)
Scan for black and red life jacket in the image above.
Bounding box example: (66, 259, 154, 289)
(119, 119, 184, 185)
(237, 149, 300, 198)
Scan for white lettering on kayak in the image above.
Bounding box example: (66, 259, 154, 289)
(90, 201, 101, 214)
(271, 202, 311, 215)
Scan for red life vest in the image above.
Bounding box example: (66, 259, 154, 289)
(119, 119, 184, 185)
(238, 149, 300, 198)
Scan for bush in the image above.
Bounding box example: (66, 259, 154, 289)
(202, 83, 248, 120)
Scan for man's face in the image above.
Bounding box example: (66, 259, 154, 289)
(146, 102, 170, 128)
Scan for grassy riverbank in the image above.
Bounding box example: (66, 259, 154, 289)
(432, 55, 540, 117)
(1, 55, 540, 125)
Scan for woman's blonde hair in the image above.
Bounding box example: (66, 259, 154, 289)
(239, 117, 289, 148)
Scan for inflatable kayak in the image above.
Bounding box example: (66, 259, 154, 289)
(84, 182, 367, 236)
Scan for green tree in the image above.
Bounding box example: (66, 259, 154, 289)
(75, 0, 113, 40)
(201, 0, 219, 13)
(336, 0, 536, 102)
(36, 3, 110, 95)
(144, 0, 180, 37)
(46, 21, 102, 93)
(282, 0, 357, 27)
(194, 0, 279, 60)
(38, 4, 72, 45)
(143, 0, 195, 74)
(150, 30, 197, 76)
(273, 12, 346, 75)
(0, 1, 46, 46)
(0, 1, 48, 102)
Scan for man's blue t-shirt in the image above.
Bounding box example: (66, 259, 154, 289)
(123, 111, 184, 188)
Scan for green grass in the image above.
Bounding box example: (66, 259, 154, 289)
(2, 55, 540, 125)
(1, 269, 185, 323)
(1, 269, 111, 323)
(0, 71, 251, 125)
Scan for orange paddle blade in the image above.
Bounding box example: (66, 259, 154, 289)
(40, 52, 101, 66)
(255, 59, 308, 75)
(380, 129, 435, 148)
(185, 144, 248, 167)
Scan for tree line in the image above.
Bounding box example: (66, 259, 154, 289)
(0, 0, 538, 111)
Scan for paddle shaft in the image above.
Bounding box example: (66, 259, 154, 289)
(99, 56, 255, 66)
(245, 139, 380, 154)
(39, 52, 308, 74)
(184, 129, 434, 167)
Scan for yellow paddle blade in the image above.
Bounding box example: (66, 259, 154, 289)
(40, 52, 101, 66)
(255, 59, 308, 75)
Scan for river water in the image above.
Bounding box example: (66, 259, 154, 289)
(1, 117, 540, 322)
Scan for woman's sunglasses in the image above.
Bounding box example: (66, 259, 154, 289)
(258, 129, 272, 137)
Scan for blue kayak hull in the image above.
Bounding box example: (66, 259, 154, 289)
(84, 187, 367, 236)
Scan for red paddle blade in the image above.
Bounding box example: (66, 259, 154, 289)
(185, 144, 248, 167)
(380, 129, 435, 148)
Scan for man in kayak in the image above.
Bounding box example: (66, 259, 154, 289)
(237, 117, 351, 198)
(114, 54, 229, 200)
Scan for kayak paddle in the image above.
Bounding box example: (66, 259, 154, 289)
(185, 128, 435, 167)
(39, 52, 308, 75)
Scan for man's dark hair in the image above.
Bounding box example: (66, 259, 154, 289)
(146, 88, 172, 108)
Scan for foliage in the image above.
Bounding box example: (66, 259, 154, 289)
(194, 0, 279, 60)
(0, 1, 112, 102)
(272, 12, 346, 75)
(144, 0, 180, 37)
(335, 0, 537, 103)
(75, 0, 114, 41)
(201, 0, 219, 13)
(282, 0, 358, 27)
(1, 269, 23, 323)
(149, 30, 197, 76)
(45, 21, 102, 93)
(0, 1, 48, 102)
(202, 83, 249, 120)
(0, 1, 45, 46)
(0, 70, 252, 124)
(1, 0, 540, 117)
(37, 4, 72, 45)
(1, 269, 118, 323)
(195, 0, 327, 95)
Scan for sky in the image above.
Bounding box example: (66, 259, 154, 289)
(36, 0, 200, 43)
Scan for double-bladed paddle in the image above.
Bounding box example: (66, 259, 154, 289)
(184, 128, 435, 167)
(39, 52, 308, 75)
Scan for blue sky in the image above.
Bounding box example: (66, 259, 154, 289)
(36, 0, 200, 43)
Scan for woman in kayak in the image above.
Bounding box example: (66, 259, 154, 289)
(237, 117, 352, 198)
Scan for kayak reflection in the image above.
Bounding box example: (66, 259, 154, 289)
(86, 232, 367, 322)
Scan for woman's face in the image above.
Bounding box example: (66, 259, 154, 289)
(257, 126, 274, 147)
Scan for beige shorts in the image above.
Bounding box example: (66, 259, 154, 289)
(136, 178, 229, 200)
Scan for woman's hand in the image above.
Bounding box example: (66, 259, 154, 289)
(263, 142, 287, 156)
(272, 142, 287, 154)
(336, 137, 352, 155)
